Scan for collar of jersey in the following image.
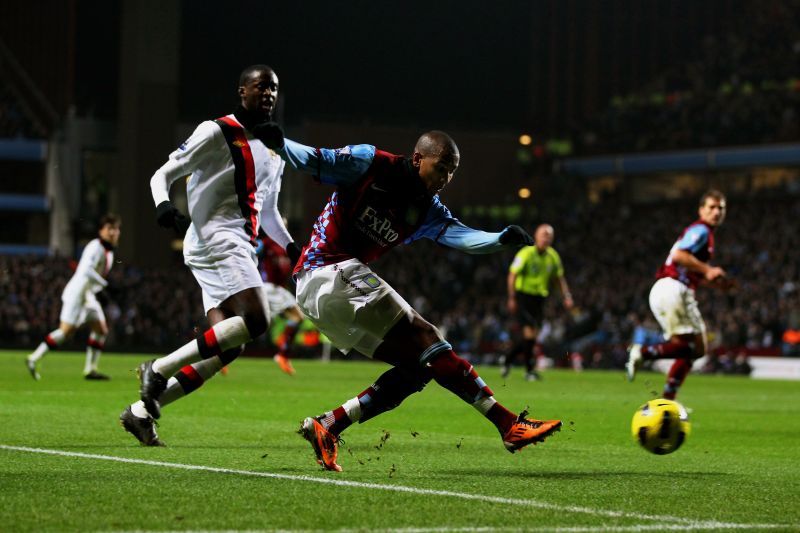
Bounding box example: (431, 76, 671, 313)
(233, 104, 267, 132)
(401, 157, 432, 199)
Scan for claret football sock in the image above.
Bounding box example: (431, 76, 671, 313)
(486, 402, 518, 434)
(318, 366, 432, 435)
(663, 358, 692, 400)
(279, 320, 299, 355)
(427, 349, 516, 431)
(641, 339, 693, 359)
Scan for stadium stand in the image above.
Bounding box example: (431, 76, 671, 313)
(2, 191, 798, 370)
(547, 1, 800, 156)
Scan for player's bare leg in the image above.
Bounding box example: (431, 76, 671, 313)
(83, 319, 110, 380)
(26, 322, 77, 380)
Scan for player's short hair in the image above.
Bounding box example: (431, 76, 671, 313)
(239, 64, 274, 86)
(699, 189, 726, 207)
(99, 213, 121, 229)
(415, 130, 459, 158)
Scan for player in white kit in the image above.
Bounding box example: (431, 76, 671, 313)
(119, 65, 301, 446)
(26, 214, 121, 380)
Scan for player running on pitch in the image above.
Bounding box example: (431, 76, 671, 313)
(626, 190, 731, 400)
(26, 214, 121, 381)
(119, 65, 301, 446)
(256, 231, 306, 375)
(262, 127, 562, 471)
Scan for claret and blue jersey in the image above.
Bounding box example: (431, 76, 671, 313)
(278, 139, 508, 272)
(656, 220, 715, 289)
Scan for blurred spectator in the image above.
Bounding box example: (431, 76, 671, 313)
(2, 191, 798, 365)
(555, 0, 800, 156)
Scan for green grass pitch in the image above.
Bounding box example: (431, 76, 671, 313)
(1, 350, 798, 532)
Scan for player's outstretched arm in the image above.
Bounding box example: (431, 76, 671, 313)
(436, 222, 534, 254)
(276, 138, 375, 187)
(411, 200, 533, 254)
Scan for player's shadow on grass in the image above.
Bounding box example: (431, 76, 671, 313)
(439, 469, 732, 480)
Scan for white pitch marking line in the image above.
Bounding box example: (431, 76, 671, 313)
(0, 445, 789, 531)
(394, 523, 792, 532)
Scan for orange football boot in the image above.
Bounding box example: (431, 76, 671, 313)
(502, 410, 562, 453)
(273, 354, 296, 375)
(299, 417, 342, 472)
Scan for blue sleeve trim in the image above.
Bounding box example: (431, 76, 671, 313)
(676, 225, 709, 254)
(280, 139, 375, 187)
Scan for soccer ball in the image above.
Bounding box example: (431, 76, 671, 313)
(631, 399, 691, 455)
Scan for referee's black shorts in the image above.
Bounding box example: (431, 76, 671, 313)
(515, 293, 546, 329)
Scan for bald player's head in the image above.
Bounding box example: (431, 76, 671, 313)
(534, 224, 554, 250)
(412, 131, 460, 194)
(414, 131, 459, 158)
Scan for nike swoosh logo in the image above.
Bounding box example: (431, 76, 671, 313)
(370, 183, 388, 193)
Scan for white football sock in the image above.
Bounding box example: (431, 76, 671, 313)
(158, 356, 226, 407)
(130, 401, 150, 418)
(84, 332, 106, 374)
(152, 316, 251, 378)
(29, 329, 66, 362)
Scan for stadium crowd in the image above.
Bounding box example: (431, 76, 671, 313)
(569, 1, 800, 155)
(2, 191, 798, 369)
(372, 190, 800, 369)
(0, 255, 205, 352)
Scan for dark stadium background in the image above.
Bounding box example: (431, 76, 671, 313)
(2, 0, 799, 370)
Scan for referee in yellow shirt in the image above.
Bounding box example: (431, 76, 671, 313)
(502, 224, 573, 380)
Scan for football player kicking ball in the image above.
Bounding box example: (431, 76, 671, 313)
(264, 127, 562, 471)
(26, 214, 121, 381)
(626, 190, 732, 400)
(119, 65, 301, 446)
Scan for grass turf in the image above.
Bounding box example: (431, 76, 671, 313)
(0, 350, 798, 532)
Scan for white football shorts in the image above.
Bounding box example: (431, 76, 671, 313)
(60, 291, 105, 326)
(649, 277, 706, 338)
(295, 258, 413, 357)
(263, 281, 296, 315)
(184, 238, 264, 313)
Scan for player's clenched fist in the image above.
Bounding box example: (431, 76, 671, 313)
(155, 200, 190, 237)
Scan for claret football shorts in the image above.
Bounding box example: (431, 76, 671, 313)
(295, 258, 413, 357)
